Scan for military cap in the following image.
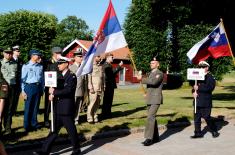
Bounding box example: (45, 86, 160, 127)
(12, 45, 20, 51)
(29, 49, 42, 56)
(57, 57, 69, 64)
(74, 51, 83, 57)
(198, 61, 210, 67)
(51, 47, 62, 53)
(3, 47, 13, 53)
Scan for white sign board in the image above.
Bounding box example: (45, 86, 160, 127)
(187, 68, 205, 80)
(44, 71, 57, 87)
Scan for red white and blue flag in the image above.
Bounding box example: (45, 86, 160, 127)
(76, 0, 127, 77)
(187, 22, 232, 64)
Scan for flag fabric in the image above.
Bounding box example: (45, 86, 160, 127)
(76, 0, 127, 77)
(187, 22, 232, 64)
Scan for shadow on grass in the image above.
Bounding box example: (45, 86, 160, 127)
(201, 115, 229, 135)
(212, 93, 235, 101)
(81, 122, 131, 154)
(112, 102, 129, 107)
(222, 86, 235, 92)
(110, 106, 146, 119)
(159, 116, 191, 142)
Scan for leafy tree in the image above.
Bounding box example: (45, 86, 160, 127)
(0, 10, 57, 61)
(124, 0, 166, 73)
(51, 16, 93, 48)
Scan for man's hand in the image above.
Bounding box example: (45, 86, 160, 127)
(119, 61, 123, 67)
(49, 94, 54, 101)
(193, 92, 198, 98)
(193, 85, 198, 91)
(21, 92, 27, 100)
(49, 87, 55, 94)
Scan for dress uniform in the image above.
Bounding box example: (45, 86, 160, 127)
(0, 48, 18, 134)
(21, 50, 44, 131)
(87, 56, 104, 123)
(137, 57, 163, 146)
(101, 53, 123, 119)
(191, 61, 219, 138)
(33, 58, 81, 155)
(0, 48, 8, 134)
(12, 45, 24, 116)
(69, 51, 85, 124)
(44, 47, 63, 127)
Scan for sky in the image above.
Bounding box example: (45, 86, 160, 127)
(0, 0, 132, 32)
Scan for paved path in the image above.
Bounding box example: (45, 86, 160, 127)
(9, 119, 235, 155)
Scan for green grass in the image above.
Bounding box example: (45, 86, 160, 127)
(4, 71, 235, 144)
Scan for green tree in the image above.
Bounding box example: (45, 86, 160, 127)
(124, 0, 166, 73)
(52, 16, 93, 48)
(0, 10, 57, 61)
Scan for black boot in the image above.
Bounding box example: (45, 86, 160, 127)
(212, 131, 220, 138)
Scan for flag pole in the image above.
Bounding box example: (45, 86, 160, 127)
(220, 18, 235, 65)
(128, 48, 146, 94)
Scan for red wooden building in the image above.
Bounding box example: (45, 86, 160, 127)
(62, 39, 139, 85)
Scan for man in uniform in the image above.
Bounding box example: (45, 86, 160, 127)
(87, 56, 104, 123)
(137, 57, 163, 146)
(12, 45, 24, 116)
(33, 57, 81, 155)
(69, 51, 85, 124)
(1, 47, 18, 134)
(21, 49, 44, 132)
(0, 48, 8, 134)
(44, 47, 63, 128)
(101, 53, 123, 119)
(191, 61, 219, 138)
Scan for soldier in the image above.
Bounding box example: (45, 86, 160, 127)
(137, 57, 163, 146)
(191, 61, 219, 138)
(0, 48, 8, 134)
(33, 57, 81, 155)
(101, 53, 123, 119)
(1, 47, 18, 134)
(12, 45, 24, 116)
(87, 56, 104, 123)
(69, 51, 85, 124)
(21, 49, 44, 132)
(44, 47, 63, 128)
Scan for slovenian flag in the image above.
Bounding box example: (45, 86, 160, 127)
(76, 0, 127, 77)
(187, 22, 232, 64)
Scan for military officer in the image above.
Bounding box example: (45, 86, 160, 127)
(33, 57, 81, 155)
(44, 47, 63, 128)
(1, 47, 18, 134)
(101, 53, 123, 119)
(21, 49, 44, 132)
(69, 51, 85, 124)
(0, 48, 8, 134)
(137, 57, 163, 146)
(12, 45, 24, 116)
(191, 61, 219, 138)
(87, 56, 104, 123)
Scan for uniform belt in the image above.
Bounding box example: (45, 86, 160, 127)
(26, 82, 40, 85)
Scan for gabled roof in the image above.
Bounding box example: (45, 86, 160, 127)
(63, 39, 92, 53)
(63, 39, 131, 60)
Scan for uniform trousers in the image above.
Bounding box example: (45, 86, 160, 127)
(145, 104, 160, 140)
(74, 96, 83, 122)
(24, 83, 40, 130)
(194, 107, 217, 134)
(87, 92, 101, 122)
(42, 114, 80, 153)
(3, 84, 17, 131)
(101, 86, 114, 118)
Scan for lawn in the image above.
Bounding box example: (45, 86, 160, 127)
(4, 71, 235, 145)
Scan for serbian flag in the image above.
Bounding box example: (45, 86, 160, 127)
(76, 0, 127, 77)
(187, 22, 232, 64)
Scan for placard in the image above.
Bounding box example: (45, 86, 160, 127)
(187, 68, 205, 80)
(44, 71, 57, 87)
